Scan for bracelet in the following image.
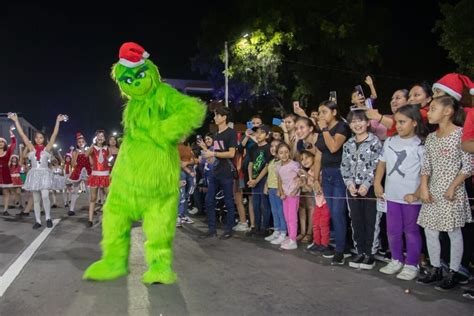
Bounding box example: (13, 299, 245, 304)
(378, 114, 384, 123)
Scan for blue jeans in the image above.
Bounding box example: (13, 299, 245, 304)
(322, 167, 347, 253)
(268, 188, 286, 233)
(252, 177, 271, 230)
(205, 174, 236, 234)
(178, 171, 195, 217)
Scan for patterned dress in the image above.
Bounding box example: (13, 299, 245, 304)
(417, 128, 472, 231)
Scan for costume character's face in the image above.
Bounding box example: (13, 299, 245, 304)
(113, 60, 161, 99)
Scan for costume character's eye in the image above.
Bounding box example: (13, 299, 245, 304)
(136, 71, 146, 79)
(125, 78, 133, 84)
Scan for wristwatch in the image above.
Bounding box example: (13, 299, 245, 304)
(321, 127, 329, 132)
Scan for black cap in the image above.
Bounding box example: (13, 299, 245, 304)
(252, 124, 271, 134)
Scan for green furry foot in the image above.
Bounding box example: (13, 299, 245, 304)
(83, 259, 128, 281)
(142, 265, 177, 285)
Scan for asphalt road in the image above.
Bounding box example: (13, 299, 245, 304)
(0, 193, 473, 316)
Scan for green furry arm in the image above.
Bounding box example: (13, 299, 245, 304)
(153, 84, 206, 143)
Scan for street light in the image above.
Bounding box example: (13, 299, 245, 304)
(112, 131, 118, 136)
(224, 33, 250, 108)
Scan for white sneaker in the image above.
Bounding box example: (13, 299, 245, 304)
(233, 222, 249, 232)
(181, 216, 194, 224)
(176, 217, 182, 228)
(188, 207, 199, 215)
(280, 239, 297, 250)
(264, 231, 279, 241)
(396, 265, 418, 280)
(379, 259, 403, 275)
(271, 233, 287, 245)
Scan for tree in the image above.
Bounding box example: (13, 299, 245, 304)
(435, 0, 474, 77)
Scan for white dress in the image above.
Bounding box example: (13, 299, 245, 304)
(51, 167, 66, 191)
(23, 151, 53, 191)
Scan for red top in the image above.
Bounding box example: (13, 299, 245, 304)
(69, 151, 92, 181)
(0, 136, 16, 185)
(462, 108, 474, 142)
(91, 146, 110, 172)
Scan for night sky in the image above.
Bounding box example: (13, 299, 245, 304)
(1, 1, 455, 149)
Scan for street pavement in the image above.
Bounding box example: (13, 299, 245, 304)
(0, 193, 473, 316)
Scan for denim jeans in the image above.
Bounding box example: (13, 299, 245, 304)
(205, 174, 236, 234)
(268, 188, 286, 233)
(321, 167, 347, 253)
(252, 176, 271, 230)
(178, 171, 195, 218)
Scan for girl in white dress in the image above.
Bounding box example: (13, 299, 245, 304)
(8, 113, 68, 229)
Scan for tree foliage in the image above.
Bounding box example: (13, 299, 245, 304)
(435, 0, 474, 77)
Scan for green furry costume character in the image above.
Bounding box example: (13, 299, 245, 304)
(83, 42, 206, 284)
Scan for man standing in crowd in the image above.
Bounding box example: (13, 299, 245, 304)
(199, 106, 237, 239)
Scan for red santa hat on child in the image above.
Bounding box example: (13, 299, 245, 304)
(0, 137, 6, 145)
(432, 73, 474, 101)
(118, 42, 150, 68)
(76, 132, 85, 140)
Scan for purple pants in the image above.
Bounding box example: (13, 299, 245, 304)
(386, 201, 422, 266)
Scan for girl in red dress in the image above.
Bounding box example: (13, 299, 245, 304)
(86, 130, 111, 227)
(0, 126, 16, 216)
(68, 133, 92, 216)
(9, 155, 23, 208)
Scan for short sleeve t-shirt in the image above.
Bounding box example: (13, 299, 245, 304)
(276, 160, 300, 196)
(315, 121, 351, 168)
(379, 135, 424, 204)
(462, 108, 474, 142)
(249, 143, 271, 179)
(212, 127, 238, 179)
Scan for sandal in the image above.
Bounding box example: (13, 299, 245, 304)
(302, 234, 312, 243)
(296, 234, 305, 241)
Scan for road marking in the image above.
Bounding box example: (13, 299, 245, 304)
(127, 228, 150, 315)
(0, 218, 61, 297)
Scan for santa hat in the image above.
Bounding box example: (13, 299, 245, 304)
(118, 42, 150, 68)
(432, 73, 474, 101)
(0, 137, 6, 145)
(9, 155, 19, 162)
(76, 132, 85, 140)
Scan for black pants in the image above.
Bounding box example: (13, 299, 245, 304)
(347, 187, 381, 255)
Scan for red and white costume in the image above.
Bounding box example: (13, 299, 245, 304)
(87, 146, 111, 188)
(9, 155, 23, 187)
(0, 135, 16, 188)
(69, 149, 92, 183)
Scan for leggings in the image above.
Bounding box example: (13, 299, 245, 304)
(283, 196, 300, 241)
(425, 227, 463, 272)
(33, 190, 51, 224)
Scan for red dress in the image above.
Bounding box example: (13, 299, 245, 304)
(0, 136, 16, 187)
(69, 150, 92, 182)
(9, 165, 23, 187)
(87, 146, 111, 188)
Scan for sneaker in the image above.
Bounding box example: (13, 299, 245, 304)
(306, 242, 315, 250)
(417, 266, 443, 285)
(322, 248, 335, 259)
(462, 287, 474, 300)
(457, 266, 471, 285)
(32, 222, 42, 229)
(305, 243, 321, 254)
(199, 231, 217, 239)
(181, 216, 194, 224)
(280, 239, 297, 250)
(87, 221, 93, 228)
(331, 252, 345, 265)
(68, 211, 75, 216)
(233, 222, 250, 232)
(245, 227, 257, 237)
(379, 260, 404, 275)
(435, 270, 462, 291)
(219, 231, 232, 240)
(264, 231, 280, 242)
(188, 207, 199, 215)
(396, 265, 418, 280)
(3, 210, 10, 216)
(360, 255, 376, 270)
(270, 233, 287, 245)
(51, 204, 57, 209)
(349, 254, 365, 269)
(46, 219, 53, 228)
(176, 217, 183, 228)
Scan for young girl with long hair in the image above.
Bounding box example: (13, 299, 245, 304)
(375, 104, 426, 280)
(50, 157, 67, 208)
(68, 133, 92, 216)
(86, 130, 111, 227)
(8, 112, 68, 229)
(9, 155, 23, 208)
(417, 96, 471, 290)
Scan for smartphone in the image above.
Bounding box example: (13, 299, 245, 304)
(272, 118, 283, 126)
(354, 85, 365, 99)
(246, 121, 253, 130)
(329, 91, 337, 104)
(196, 134, 203, 142)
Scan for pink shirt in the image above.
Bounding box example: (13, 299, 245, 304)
(277, 160, 300, 196)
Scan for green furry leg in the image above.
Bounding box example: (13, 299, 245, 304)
(83, 201, 132, 281)
(83, 259, 128, 281)
(141, 196, 178, 284)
